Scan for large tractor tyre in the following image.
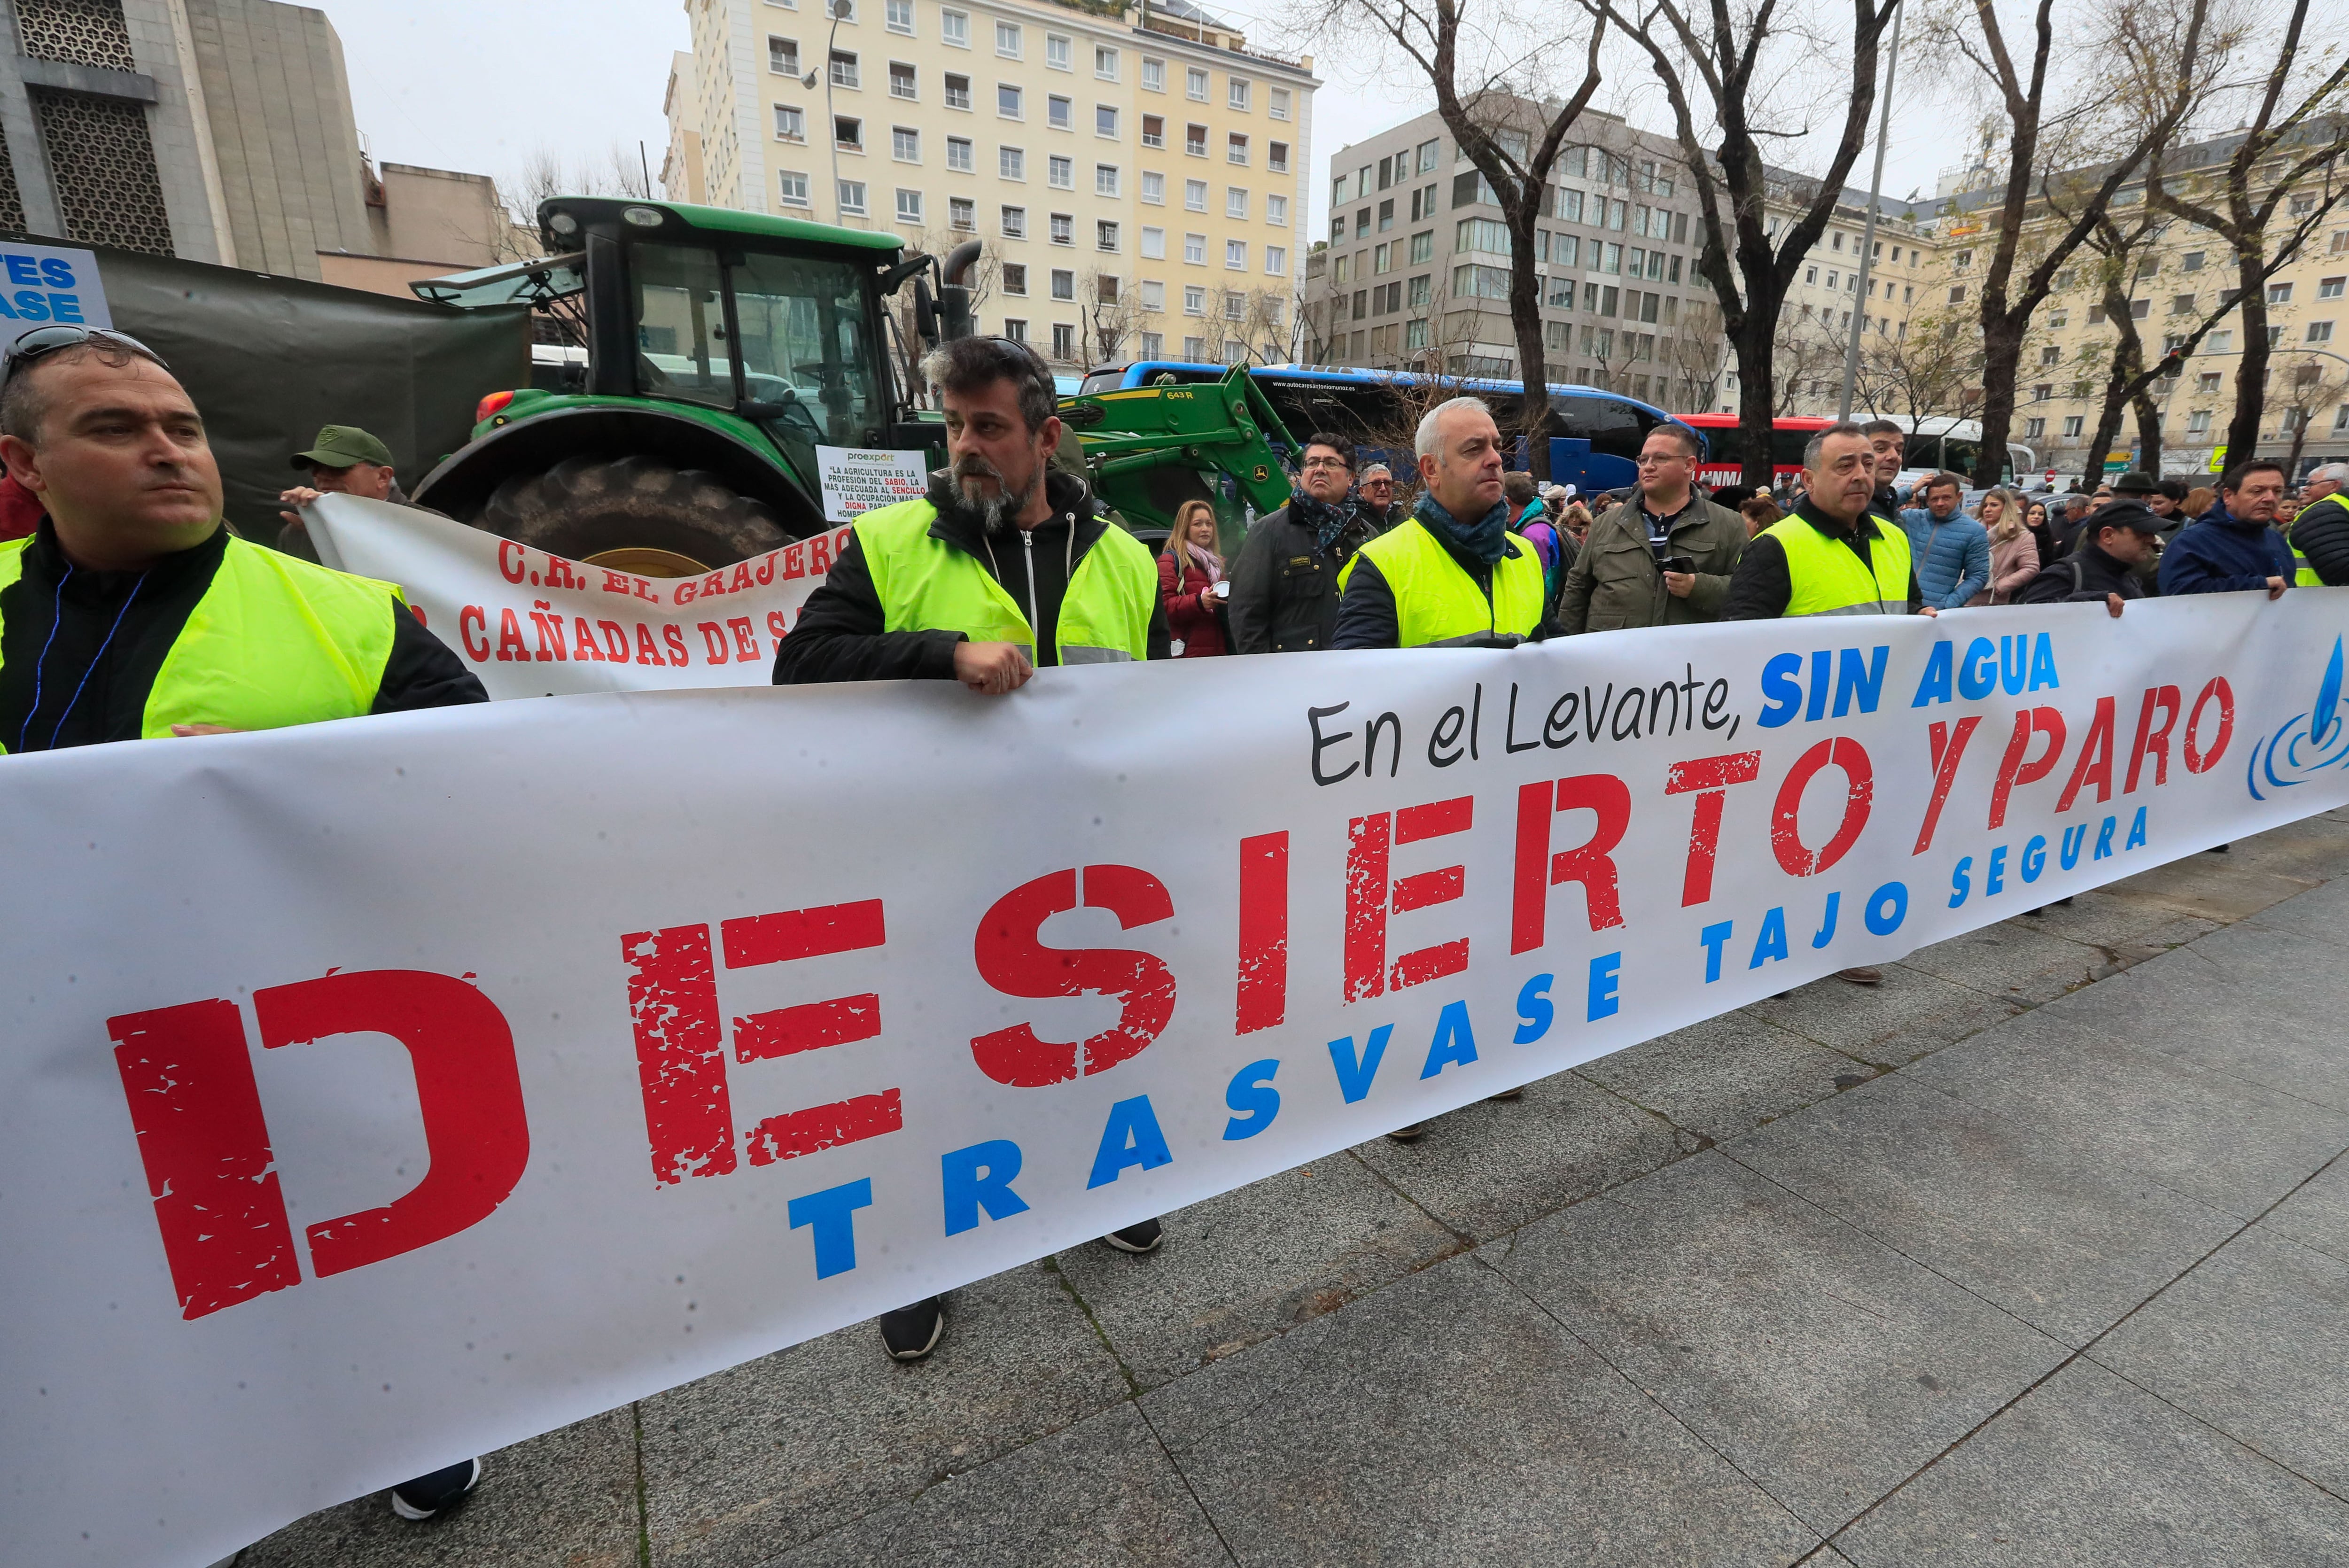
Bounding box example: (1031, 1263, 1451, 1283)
(480, 454, 794, 572)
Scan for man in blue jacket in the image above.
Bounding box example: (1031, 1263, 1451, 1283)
(2158, 459, 2293, 600)
(1898, 473, 1991, 609)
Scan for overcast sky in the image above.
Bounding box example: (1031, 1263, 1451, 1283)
(335, 0, 1960, 238)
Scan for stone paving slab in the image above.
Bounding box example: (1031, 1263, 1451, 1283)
(1732, 1072, 2243, 1347)
(1744, 965, 2022, 1070)
(1482, 1151, 2067, 1534)
(1137, 1252, 1820, 1568)
(1835, 1358, 2349, 1567)
(2093, 1220, 2349, 1496)
(759, 1403, 1230, 1568)
(2264, 1157, 2349, 1265)
(1052, 1154, 1460, 1390)
(1571, 1011, 1873, 1146)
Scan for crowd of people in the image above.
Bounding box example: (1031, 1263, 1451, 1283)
(9, 321, 2346, 1514)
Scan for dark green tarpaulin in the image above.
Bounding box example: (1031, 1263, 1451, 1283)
(31, 238, 529, 541)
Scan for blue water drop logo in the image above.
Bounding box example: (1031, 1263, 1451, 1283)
(2314, 638, 2343, 750)
(2249, 636, 2349, 799)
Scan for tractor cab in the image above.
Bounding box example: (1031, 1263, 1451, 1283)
(411, 197, 971, 574)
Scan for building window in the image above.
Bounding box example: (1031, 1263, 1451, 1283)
(2321, 276, 2346, 300)
(1185, 232, 1205, 264)
(999, 146, 1023, 179)
(2039, 345, 2060, 366)
(1000, 205, 1025, 238)
(2024, 417, 2046, 439)
(1183, 334, 1206, 357)
(1097, 104, 1118, 138)
(835, 116, 863, 150)
(838, 179, 867, 214)
(941, 8, 968, 45)
(1228, 78, 1250, 110)
(1051, 212, 1073, 244)
(2209, 330, 2234, 352)
(1265, 246, 1286, 276)
(1001, 318, 1028, 342)
(949, 195, 974, 229)
(886, 0, 913, 31)
(887, 125, 917, 161)
(1142, 114, 1165, 149)
(1002, 263, 1028, 295)
(896, 188, 923, 222)
(2188, 409, 2213, 434)
(1052, 323, 1076, 359)
(769, 36, 801, 75)
(1097, 274, 1122, 305)
(1184, 285, 1205, 314)
(1142, 57, 1165, 92)
(1141, 330, 1164, 357)
(1226, 187, 1247, 219)
(1226, 239, 1246, 270)
(2031, 383, 2052, 402)
(1225, 292, 1245, 321)
(1046, 33, 1070, 69)
(2196, 372, 2222, 393)
(1184, 179, 1206, 212)
(2312, 322, 2337, 343)
(1049, 94, 1072, 130)
(1187, 67, 1209, 100)
(1948, 285, 1966, 304)
(1142, 225, 1166, 258)
(2271, 282, 2294, 304)
(888, 61, 917, 98)
(1268, 142, 1289, 176)
(998, 84, 1022, 117)
(1266, 194, 1288, 226)
(996, 20, 1020, 55)
(1186, 123, 1208, 157)
(779, 170, 810, 206)
(1409, 230, 1433, 265)
(775, 105, 806, 141)
(1140, 169, 1165, 203)
(2061, 415, 2084, 437)
(1098, 220, 1120, 251)
(1229, 133, 1249, 165)
(1051, 269, 1074, 299)
(830, 50, 859, 88)
(946, 135, 973, 171)
(1097, 163, 1120, 196)
(1095, 45, 1119, 79)
(1049, 154, 1073, 188)
(944, 73, 971, 109)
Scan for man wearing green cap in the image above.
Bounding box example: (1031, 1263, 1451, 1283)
(276, 425, 423, 559)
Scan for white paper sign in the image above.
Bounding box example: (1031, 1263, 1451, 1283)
(0, 241, 107, 351)
(817, 444, 930, 521)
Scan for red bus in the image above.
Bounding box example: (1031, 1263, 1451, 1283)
(1678, 413, 1833, 488)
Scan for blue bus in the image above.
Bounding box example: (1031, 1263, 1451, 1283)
(1076, 361, 1701, 495)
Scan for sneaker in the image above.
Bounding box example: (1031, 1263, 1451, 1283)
(389, 1458, 481, 1521)
(1386, 1122, 1428, 1142)
(879, 1296, 946, 1361)
(1836, 966, 1883, 986)
(1103, 1218, 1164, 1254)
(1486, 1087, 1524, 1102)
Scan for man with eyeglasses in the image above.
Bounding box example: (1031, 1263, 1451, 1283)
(1226, 430, 1379, 653)
(1356, 461, 1405, 532)
(1553, 422, 1745, 635)
(0, 326, 488, 1515)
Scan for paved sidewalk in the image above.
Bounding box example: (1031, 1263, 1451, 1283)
(239, 814, 2349, 1567)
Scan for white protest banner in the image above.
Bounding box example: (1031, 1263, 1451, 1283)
(303, 494, 847, 698)
(816, 444, 930, 521)
(0, 241, 106, 352)
(6, 593, 2348, 1567)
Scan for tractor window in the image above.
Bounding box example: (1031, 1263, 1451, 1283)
(726, 248, 887, 472)
(632, 245, 731, 409)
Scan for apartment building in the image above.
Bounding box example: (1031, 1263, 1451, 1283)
(1299, 105, 1728, 409)
(1735, 183, 1947, 418)
(670, 0, 1318, 369)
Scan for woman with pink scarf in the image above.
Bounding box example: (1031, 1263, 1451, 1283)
(1158, 499, 1229, 657)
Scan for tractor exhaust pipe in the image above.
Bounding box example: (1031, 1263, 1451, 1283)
(940, 241, 981, 342)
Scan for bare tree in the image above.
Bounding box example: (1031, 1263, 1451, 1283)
(2277, 355, 2349, 481)
(1079, 267, 1146, 365)
(2145, 0, 2349, 465)
(1770, 316, 1847, 416)
(1664, 300, 1728, 410)
(2071, 215, 2167, 485)
(1296, 0, 1606, 480)
(1921, 0, 2212, 487)
(1856, 308, 1982, 430)
(1588, 0, 1898, 486)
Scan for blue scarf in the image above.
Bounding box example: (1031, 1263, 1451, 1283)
(1292, 490, 1361, 557)
(1414, 490, 1511, 566)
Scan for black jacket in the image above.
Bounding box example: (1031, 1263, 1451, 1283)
(2015, 538, 2148, 605)
(1722, 499, 1926, 620)
(771, 469, 1169, 684)
(0, 521, 485, 752)
(1330, 515, 1550, 650)
(2290, 493, 2349, 586)
(1225, 500, 1379, 653)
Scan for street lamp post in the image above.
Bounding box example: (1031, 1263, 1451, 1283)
(803, 0, 848, 224)
(1838, 0, 1903, 423)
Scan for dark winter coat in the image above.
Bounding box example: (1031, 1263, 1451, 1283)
(2156, 505, 2296, 596)
(1225, 501, 1379, 654)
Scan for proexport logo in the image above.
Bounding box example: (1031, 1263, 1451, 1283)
(2248, 636, 2349, 800)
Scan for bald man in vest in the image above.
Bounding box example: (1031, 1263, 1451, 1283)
(773, 333, 1170, 1363)
(0, 328, 489, 1521)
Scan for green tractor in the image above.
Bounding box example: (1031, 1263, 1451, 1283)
(411, 196, 1297, 574)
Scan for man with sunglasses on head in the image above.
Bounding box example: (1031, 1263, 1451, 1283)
(0, 329, 488, 1514)
(0, 326, 484, 752)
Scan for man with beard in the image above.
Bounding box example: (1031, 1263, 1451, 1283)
(773, 334, 1168, 689)
(772, 334, 1168, 1363)
(1225, 431, 1378, 652)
